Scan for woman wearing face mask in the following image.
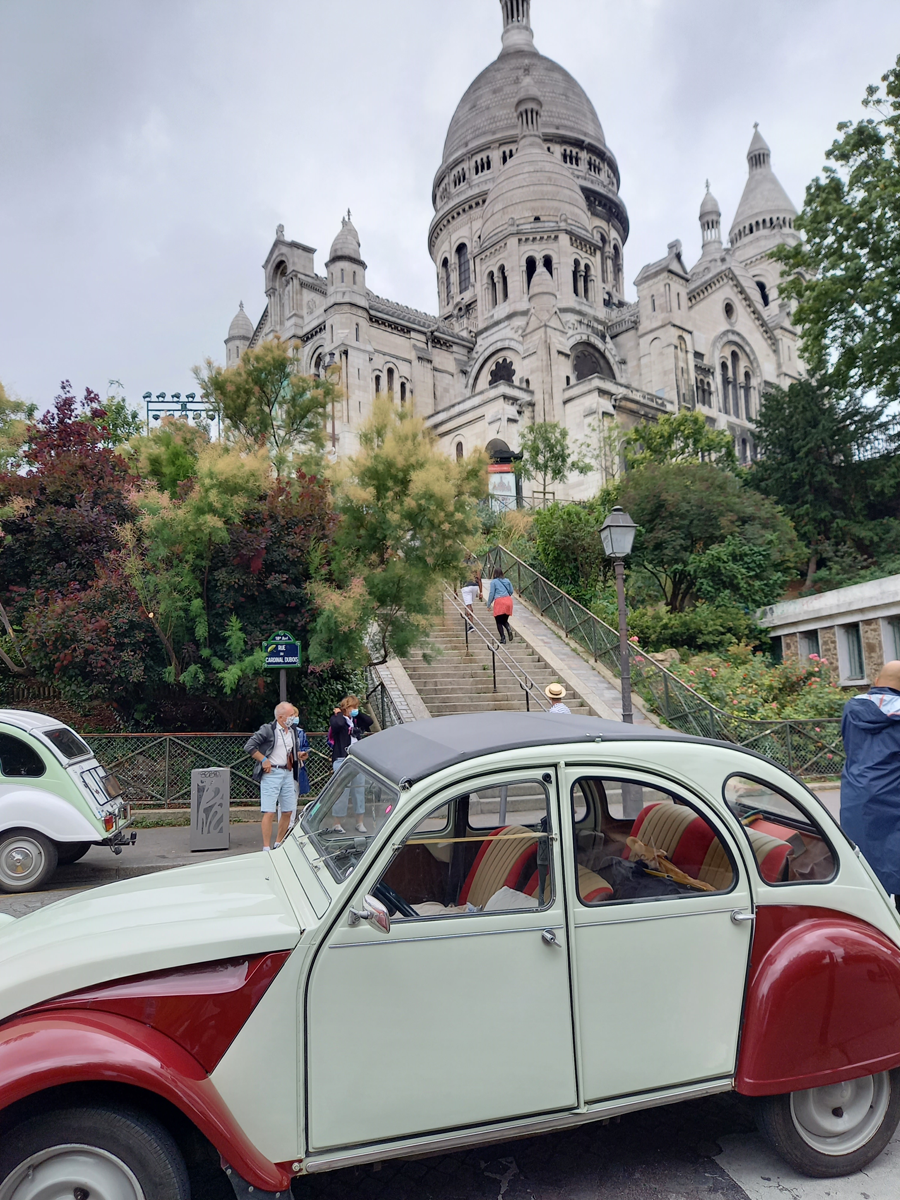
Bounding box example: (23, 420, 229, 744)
(329, 695, 373, 833)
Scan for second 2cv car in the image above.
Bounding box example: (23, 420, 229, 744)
(1, 712, 900, 1198)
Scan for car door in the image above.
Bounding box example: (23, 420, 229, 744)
(566, 768, 753, 1104)
(305, 769, 577, 1152)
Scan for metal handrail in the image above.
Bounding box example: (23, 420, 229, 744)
(443, 587, 550, 712)
(481, 544, 843, 775)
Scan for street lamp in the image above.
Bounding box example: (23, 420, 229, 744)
(600, 506, 638, 724)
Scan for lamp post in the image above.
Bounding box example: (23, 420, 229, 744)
(600, 505, 638, 724)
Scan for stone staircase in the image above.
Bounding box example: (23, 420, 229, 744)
(401, 593, 593, 717)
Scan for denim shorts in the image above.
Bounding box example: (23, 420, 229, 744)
(260, 768, 297, 814)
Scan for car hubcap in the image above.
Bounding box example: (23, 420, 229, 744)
(790, 1072, 891, 1155)
(0, 839, 44, 888)
(0, 1145, 145, 1200)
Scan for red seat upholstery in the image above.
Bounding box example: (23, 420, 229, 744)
(624, 802, 733, 891)
(458, 826, 539, 908)
(523, 864, 612, 904)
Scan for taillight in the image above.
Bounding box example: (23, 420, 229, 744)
(103, 813, 115, 832)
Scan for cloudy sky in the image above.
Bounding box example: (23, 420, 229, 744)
(2, 0, 899, 415)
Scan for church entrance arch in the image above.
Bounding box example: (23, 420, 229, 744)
(485, 438, 521, 512)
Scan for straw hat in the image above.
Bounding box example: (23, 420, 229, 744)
(545, 682, 567, 701)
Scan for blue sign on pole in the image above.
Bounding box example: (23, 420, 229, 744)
(264, 631, 301, 669)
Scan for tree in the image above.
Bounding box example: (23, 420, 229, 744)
(131, 417, 210, 499)
(0, 381, 36, 472)
(195, 338, 338, 476)
(531, 500, 612, 607)
(311, 399, 487, 666)
(774, 56, 900, 404)
(622, 410, 738, 471)
(91, 381, 144, 448)
(752, 380, 900, 584)
(516, 421, 588, 502)
(615, 461, 800, 613)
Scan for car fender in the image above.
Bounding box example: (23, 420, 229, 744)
(0, 787, 101, 843)
(736, 906, 900, 1096)
(0, 1010, 292, 1192)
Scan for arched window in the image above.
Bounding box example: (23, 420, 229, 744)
(599, 234, 608, 284)
(456, 243, 471, 293)
(651, 295, 656, 313)
(489, 271, 497, 308)
(572, 258, 581, 297)
(731, 350, 741, 416)
(613, 245, 622, 292)
(525, 256, 537, 287)
(400, 381, 407, 404)
(387, 367, 395, 395)
(741, 437, 749, 462)
(455, 441, 464, 460)
(353, 271, 357, 284)
(355, 323, 360, 342)
(583, 263, 592, 302)
(720, 362, 730, 415)
(375, 374, 382, 393)
(755, 280, 770, 307)
(499, 265, 508, 302)
(743, 371, 752, 419)
(572, 343, 615, 382)
(341, 268, 345, 283)
(314, 352, 324, 377)
(442, 258, 452, 307)
(543, 254, 553, 278)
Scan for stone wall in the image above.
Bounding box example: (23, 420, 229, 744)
(862, 618, 885, 682)
(781, 632, 799, 662)
(819, 625, 839, 677)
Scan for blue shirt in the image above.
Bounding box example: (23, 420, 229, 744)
(841, 686, 900, 893)
(487, 577, 513, 605)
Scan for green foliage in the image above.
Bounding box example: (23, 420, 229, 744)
(0, 381, 36, 473)
(311, 399, 487, 666)
(668, 645, 847, 721)
(195, 338, 337, 476)
(516, 421, 589, 499)
(615, 461, 801, 612)
(531, 500, 611, 607)
(773, 56, 900, 405)
(94, 383, 144, 447)
(752, 380, 900, 584)
(622, 410, 738, 472)
(131, 418, 210, 500)
(628, 604, 762, 657)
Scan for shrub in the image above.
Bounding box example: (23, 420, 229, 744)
(628, 604, 763, 657)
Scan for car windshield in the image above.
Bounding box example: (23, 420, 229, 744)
(299, 759, 399, 881)
(44, 727, 92, 761)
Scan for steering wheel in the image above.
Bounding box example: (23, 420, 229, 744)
(372, 881, 418, 919)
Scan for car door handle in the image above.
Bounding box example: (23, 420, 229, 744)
(731, 909, 755, 925)
(542, 928, 561, 947)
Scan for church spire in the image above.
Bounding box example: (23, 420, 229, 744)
(500, 0, 535, 52)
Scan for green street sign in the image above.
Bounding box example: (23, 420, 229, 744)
(264, 631, 301, 669)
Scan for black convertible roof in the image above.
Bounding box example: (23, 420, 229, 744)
(350, 712, 688, 787)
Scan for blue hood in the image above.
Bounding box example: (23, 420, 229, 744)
(841, 688, 900, 893)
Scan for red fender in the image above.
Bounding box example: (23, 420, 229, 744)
(0, 1010, 292, 1192)
(736, 906, 900, 1096)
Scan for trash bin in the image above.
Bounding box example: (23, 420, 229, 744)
(190, 767, 230, 851)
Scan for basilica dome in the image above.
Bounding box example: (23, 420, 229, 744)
(442, 48, 606, 167)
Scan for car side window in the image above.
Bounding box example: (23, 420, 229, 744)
(0, 732, 45, 778)
(570, 776, 735, 905)
(724, 775, 836, 884)
(373, 781, 553, 920)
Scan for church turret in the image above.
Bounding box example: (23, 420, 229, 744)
(225, 301, 253, 366)
(326, 211, 367, 299)
(729, 125, 800, 261)
(699, 182, 722, 252)
(500, 0, 534, 52)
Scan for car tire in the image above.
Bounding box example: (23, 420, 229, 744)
(0, 829, 58, 893)
(55, 840, 93, 865)
(756, 1068, 900, 1177)
(0, 1104, 191, 1200)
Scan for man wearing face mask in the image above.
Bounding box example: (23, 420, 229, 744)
(245, 701, 309, 850)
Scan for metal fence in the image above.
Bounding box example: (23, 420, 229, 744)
(365, 666, 405, 730)
(482, 544, 844, 777)
(89, 732, 333, 809)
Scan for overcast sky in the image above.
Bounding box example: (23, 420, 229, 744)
(2, 0, 899, 415)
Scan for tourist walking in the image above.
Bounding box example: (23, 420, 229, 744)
(329, 695, 373, 833)
(245, 701, 309, 850)
(487, 567, 515, 644)
(840, 660, 900, 909)
(545, 683, 571, 714)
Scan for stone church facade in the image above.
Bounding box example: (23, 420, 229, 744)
(225, 0, 805, 502)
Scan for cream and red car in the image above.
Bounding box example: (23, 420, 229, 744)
(1, 713, 900, 1198)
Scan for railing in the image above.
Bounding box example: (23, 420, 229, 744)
(444, 587, 550, 712)
(88, 732, 333, 809)
(365, 665, 405, 729)
(482, 544, 843, 776)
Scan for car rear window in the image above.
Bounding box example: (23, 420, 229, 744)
(724, 774, 836, 884)
(44, 727, 92, 760)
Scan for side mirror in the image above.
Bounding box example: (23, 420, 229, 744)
(348, 894, 391, 934)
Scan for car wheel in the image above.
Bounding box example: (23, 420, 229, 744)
(0, 830, 58, 893)
(55, 840, 93, 865)
(756, 1068, 900, 1177)
(0, 1105, 191, 1200)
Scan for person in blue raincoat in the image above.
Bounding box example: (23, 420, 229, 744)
(841, 661, 900, 907)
